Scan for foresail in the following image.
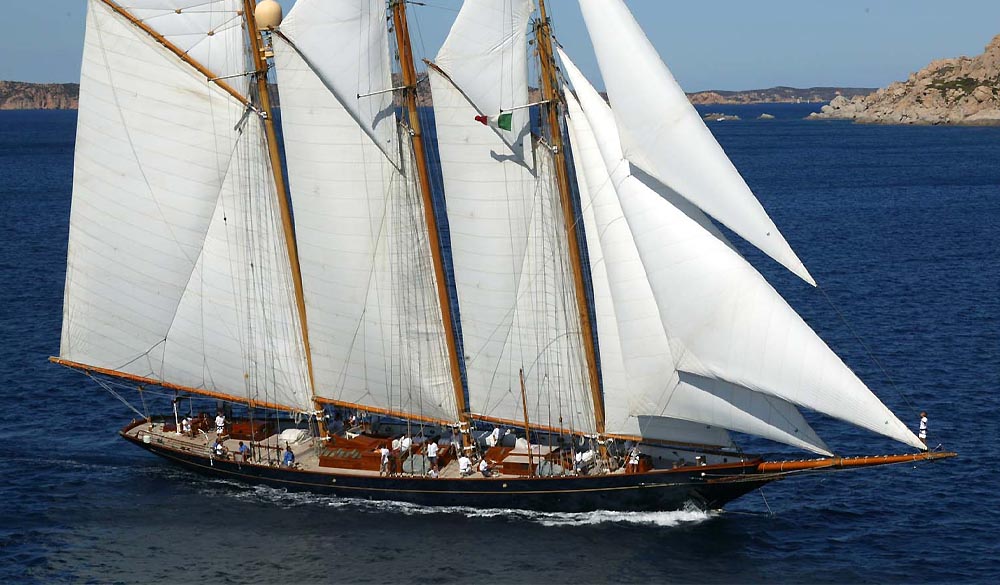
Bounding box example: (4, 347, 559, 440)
(273, 37, 458, 423)
(61, 0, 313, 412)
(434, 0, 533, 155)
(429, 68, 597, 436)
(565, 84, 831, 456)
(577, 0, 815, 286)
(116, 0, 247, 79)
(560, 51, 924, 452)
(278, 0, 397, 163)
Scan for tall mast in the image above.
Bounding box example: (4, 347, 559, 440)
(243, 0, 326, 436)
(534, 0, 606, 438)
(390, 0, 472, 442)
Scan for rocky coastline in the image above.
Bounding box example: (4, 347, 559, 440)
(0, 81, 78, 110)
(809, 34, 1000, 125)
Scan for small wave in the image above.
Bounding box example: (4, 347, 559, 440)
(210, 484, 716, 527)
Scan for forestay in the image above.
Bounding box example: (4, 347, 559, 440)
(273, 36, 458, 423)
(61, 0, 313, 412)
(563, 76, 831, 456)
(559, 50, 924, 452)
(578, 0, 815, 286)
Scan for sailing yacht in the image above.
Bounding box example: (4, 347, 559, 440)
(52, 0, 953, 513)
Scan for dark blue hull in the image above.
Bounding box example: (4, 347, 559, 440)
(123, 431, 776, 512)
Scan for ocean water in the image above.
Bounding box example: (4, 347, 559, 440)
(1, 104, 998, 583)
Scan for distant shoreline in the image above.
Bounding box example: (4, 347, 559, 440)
(0, 80, 873, 111)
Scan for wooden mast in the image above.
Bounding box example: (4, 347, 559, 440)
(243, 1, 326, 437)
(390, 0, 472, 446)
(534, 0, 606, 439)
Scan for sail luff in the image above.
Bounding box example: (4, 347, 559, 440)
(243, 1, 325, 431)
(535, 0, 605, 436)
(51, 357, 303, 412)
(390, 0, 470, 430)
(96, 0, 250, 108)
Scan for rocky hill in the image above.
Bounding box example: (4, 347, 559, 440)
(0, 81, 79, 110)
(809, 34, 1000, 125)
(688, 86, 873, 105)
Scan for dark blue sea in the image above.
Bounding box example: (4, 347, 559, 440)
(1, 103, 998, 583)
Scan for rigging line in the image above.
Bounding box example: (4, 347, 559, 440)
(816, 284, 920, 417)
(89, 374, 147, 419)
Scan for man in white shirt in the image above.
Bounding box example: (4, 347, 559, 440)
(215, 413, 226, 436)
(379, 446, 391, 476)
(918, 411, 928, 444)
(479, 458, 494, 478)
(400, 434, 412, 453)
(458, 454, 472, 476)
(426, 441, 439, 474)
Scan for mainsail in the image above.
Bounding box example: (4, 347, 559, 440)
(272, 0, 459, 423)
(558, 48, 925, 452)
(578, 0, 815, 286)
(60, 0, 313, 412)
(429, 0, 597, 435)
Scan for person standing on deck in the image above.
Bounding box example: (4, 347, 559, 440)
(378, 446, 391, 476)
(918, 412, 928, 445)
(283, 445, 295, 467)
(215, 412, 226, 436)
(238, 441, 249, 463)
(426, 440, 439, 475)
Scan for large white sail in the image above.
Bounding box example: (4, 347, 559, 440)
(61, 0, 313, 411)
(273, 36, 458, 423)
(559, 50, 924, 452)
(278, 0, 397, 163)
(434, 0, 533, 154)
(565, 85, 831, 456)
(429, 67, 596, 435)
(578, 0, 815, 286)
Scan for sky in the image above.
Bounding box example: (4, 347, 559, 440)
(4, 1, 1000, 92)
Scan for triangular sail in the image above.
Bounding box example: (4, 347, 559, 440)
(559, 50, 924, 452)
(578, 0, 815, 286)
(428, 67, 596, 435)
(434, 0, 533, 155)
(564, 84, 831, 456)
(272, 36, 458, 423)
(278, 0, 398, 163)
(60, 0, 313, 412)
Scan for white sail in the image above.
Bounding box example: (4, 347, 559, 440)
(559, 50, 924, 452)
(434, 0, 533, 153)
(578, 0, 815, 286)
(273, 37, 458, 422)
(429, 68, 596, 435)
(61, 0, 313, 411)
(278, 0, 397, 162)
(565, 84, 831, 456)
(119, 0, 247, 78)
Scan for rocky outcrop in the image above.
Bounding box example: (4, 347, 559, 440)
(0, 81, 79, 110)
(809, 34, 1000, 125)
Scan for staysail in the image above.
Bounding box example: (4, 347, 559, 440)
(564, 84, 831, 455)
(578, 0, 815, 286)
(272, 25, 458, 423)
(277, 0, 398, 163)
(559, 49, 924, 452)
(434, 0, 534, 155)
(60, 0, 313, 412)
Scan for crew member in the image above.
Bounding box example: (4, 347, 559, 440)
(918, 411, 928, 445)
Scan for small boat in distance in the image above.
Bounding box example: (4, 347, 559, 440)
(52, 0, 953, 513)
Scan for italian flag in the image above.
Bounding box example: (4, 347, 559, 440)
(474, 112, 513, 131)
